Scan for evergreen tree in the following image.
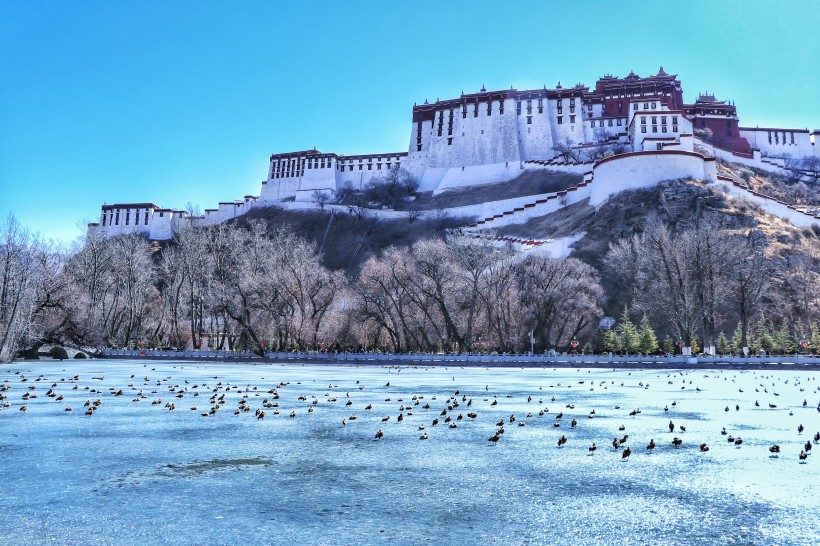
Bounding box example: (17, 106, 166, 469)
(794, 326, 810, 354)
(602, 329, 619, 353)
(774, 323, 795, 355)
(616, 307, 641, 354)
(638, 314, 658, 355)
(591, 328, 606, 353)
(730, 322, 745, 354)
(690, 336, 701, 354)
(662, 337, 675, 355)
(811, 321, 820, 354)
(716, 331, 730, 355)
(752, 316, 775, 354)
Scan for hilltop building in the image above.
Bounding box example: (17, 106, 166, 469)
(89, 68, 819, 240)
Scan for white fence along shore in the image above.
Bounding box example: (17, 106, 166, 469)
(100, 349, 820, 369)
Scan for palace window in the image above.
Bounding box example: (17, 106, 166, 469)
(516, 101, 522, 115)
(652, 126, 658, 133)
(672, 125, 678, 132)
(569, 106, 575, 113)
(608, 119, 613, 126)
(643, 103, 649, 109)
(651, 102, 656, 109)
(499, 100, 504, 114)
(651, 117, 657, 125)
(557, 116, 563, 125)
(557, 107, 563, 114)
(527, 116, 532, 125)
(570, 115, 575, 123)
(102, 214, 107, 226)
(462, 105, 467, 119)
(368, 164, 372, 170)
(474, 104, 479, 117)
(538, 99, 543, 113)
(633, 103, 639, 111)
(135, 212, 139, 225)
(617, 119, 622, 126)
(447, 138, 453, 145)
(487, 101, 492, 116)
(641, 117, 647, 125)
(569, 99, 575, 107)
(125, 212, 130, 226)
(791, 133, 795, 144)
(641, 126, 647, 133)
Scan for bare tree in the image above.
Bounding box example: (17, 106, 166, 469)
(516, 255, 603, 351)
(728, 231, 772, 354)
(551, 138, 581, 163)
(312, 190, 331, 210)
(607, 216, 700, 352)
(0, 215, 37, 361)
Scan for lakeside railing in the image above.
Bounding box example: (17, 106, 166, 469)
(101, 348, 820, 367)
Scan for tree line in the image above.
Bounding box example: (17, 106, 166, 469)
(2, 209, 820, 361)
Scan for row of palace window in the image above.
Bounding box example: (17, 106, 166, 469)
(639, 116, 679, 134)
(633, 102, 658, 111)
(101, 210, 152, 227)
(339, 162, 399, 172)
(641, 125, 679, 134)
(590, 118, 627, 128)
(603, 90, 673, 100)
(768, 131, 797, 145)
(275, 164, 403, 177)
(642, 116, 678, 126)
(444, 98, 586, 119)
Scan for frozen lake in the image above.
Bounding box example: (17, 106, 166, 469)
(0, 360, 818, 545)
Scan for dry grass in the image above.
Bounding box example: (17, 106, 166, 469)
(397, 170, 582, 210)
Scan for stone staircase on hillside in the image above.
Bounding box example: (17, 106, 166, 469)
(463, 232, 547, 250)
(716, 174, 820, 222)
(465, 178, 592, 230)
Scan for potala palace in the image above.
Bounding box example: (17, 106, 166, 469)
(88, 67, 820, 242)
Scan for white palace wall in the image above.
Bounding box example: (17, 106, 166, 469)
(588, 151, 717, 206)
(740, 128, 814, 159)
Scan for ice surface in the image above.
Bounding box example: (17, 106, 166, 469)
(0, 361, 818, 545)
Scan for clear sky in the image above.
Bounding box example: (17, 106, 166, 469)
(1, 0, 818, 242)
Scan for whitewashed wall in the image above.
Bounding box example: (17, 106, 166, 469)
(740, 128, 814, 158)
(589, 151, 716, 206)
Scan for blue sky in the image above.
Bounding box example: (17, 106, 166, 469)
(1, 0, 818, 242)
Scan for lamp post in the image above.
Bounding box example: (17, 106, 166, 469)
(528, 330, 535, 355)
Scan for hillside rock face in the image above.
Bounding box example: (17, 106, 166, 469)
(658, 179, 717, 225)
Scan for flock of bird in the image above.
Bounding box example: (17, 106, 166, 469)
(1, 365, 819, 464)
